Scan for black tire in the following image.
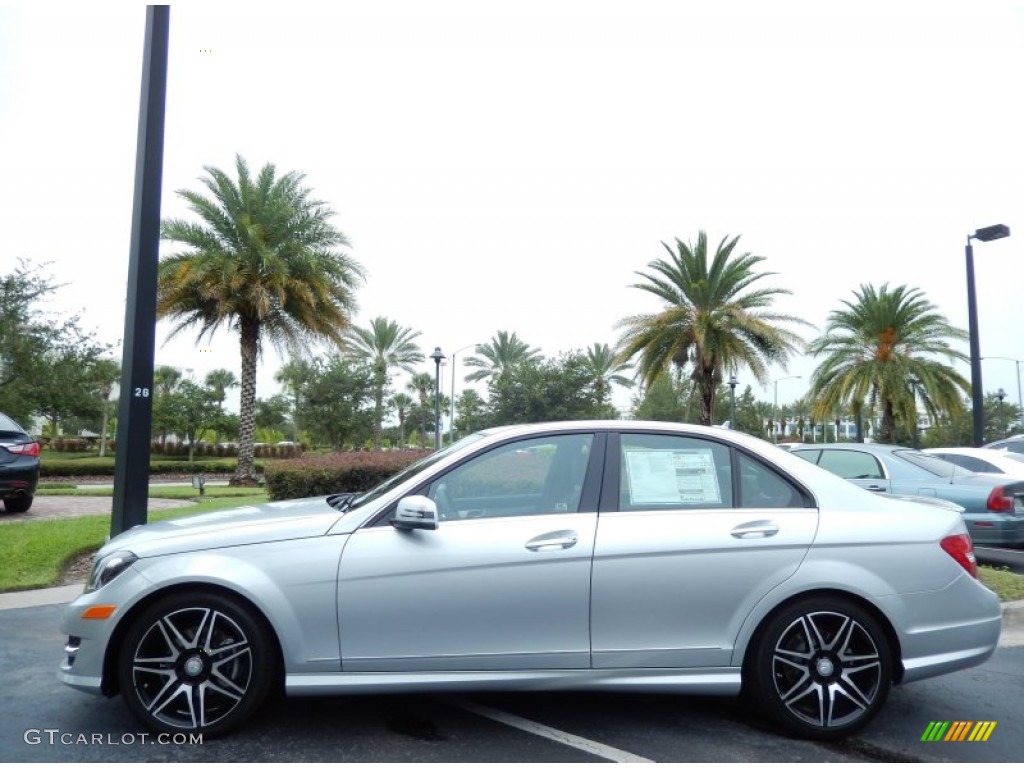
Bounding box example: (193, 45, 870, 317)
(3, 495, 32, 514)
(116, 592, 276, 737)
(748, 597, 892, 740)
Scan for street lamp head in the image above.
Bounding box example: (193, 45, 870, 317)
(971, 224, 1010, 243)
(430, 347, 445, 364)
(997, 388, 1007, 402)
(728, 374, 738, 389)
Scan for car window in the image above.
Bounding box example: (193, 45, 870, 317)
(938, 454, 998, 474)
(816, 450, 883, 480)
(618, 433, 733, 510)
(424, 433, 593, 520)
(736, 452, 805, 508)
(894, 450, 956, 478)
(0, 412, 27, 433)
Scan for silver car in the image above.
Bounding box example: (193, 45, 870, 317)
(59, 422, 1001, 740)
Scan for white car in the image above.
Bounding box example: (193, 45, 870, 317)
(923, 447, 1024, 480)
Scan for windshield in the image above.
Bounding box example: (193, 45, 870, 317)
(349, 432, 487, 510)
(894, 449, 959, 478)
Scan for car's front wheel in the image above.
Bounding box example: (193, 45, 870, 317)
(116, 592, 275, 737)
(749, 597, 892, 740)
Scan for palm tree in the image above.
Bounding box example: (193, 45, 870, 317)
(583, 343, 633, 407)
(158, 155, 363, 485)
(617, 231, 808, 425)
(407, 372, 434, 446)
(345, 317, 423, 449)
(807, 283, 969, 444)
(389, 393, 414, 448)
(463, 331, 542, 384)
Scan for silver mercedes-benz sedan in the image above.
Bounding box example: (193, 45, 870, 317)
(58, 421, 1001, 740)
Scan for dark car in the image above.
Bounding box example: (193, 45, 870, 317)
(791, 443, 1024, 545)
(0, 411, 40, 513)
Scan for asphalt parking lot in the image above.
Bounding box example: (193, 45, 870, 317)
(2, 587, 1022, 763)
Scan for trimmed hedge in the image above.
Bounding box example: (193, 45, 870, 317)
(40, 458, 265, 478)
(265, 451, 431, 501)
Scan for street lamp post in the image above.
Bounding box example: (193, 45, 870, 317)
(430, 347, 445, 449)
(983, 356, 1023, 435)
(728, 374, 738, 430)
(965, 224, 1011, 446)
(997, 388, 1007, 439)
(449, 343, 479, 445)
(772, 375, 801, 443)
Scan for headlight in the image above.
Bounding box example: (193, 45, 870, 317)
(84, 550, 138, 593)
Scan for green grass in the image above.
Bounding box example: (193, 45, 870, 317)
(0, 493, 267, 592)
(37, 485, 263, 499)
(979, 565, 1024, 602)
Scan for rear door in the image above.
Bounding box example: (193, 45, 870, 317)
(590, 431, 819, 669)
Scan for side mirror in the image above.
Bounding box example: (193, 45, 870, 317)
(391, 495, 439, 531)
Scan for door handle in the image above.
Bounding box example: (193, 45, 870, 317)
(730, 521, 779, 539)
(525, 530, 579, 551)
(865, 485, 886, 492)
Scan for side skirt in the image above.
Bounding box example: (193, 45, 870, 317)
(285, 668, 742, 696)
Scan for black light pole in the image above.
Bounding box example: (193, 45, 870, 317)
(111, 6, 170, 537)
(966, 224, 1010, 447)
(430, 347, 445, 449)
(728, 374, 738, 430)
(997, 388, 1007, 439)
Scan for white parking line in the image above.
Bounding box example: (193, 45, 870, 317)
(447, 697, 654, 763)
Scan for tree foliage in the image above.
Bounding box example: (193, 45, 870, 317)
(618, 231, 808, 426)
(158, 155, 363, 484)
(807, 283, 969, 444)
(345, 316, 423, 449)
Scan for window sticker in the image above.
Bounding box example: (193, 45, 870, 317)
(624, 448, 722, 504)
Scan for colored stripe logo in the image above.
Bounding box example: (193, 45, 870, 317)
(921, 721, 996, 742)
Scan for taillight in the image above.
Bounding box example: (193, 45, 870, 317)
(941, 533, 978, 578)
(4, 441, 40, 457)
(986, 486, 1014, 512)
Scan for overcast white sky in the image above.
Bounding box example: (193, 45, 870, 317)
(2, 0, 1023, 418)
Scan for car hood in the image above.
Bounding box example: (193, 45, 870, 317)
(98, 496, 342, 559)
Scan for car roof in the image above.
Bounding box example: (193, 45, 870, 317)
(788, 442, 905, 455)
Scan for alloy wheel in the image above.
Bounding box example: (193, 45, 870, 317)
(770, 610, 883, 729)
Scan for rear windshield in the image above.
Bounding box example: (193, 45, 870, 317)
(894, 449, 958, 478)
(0, 413, 26, 433)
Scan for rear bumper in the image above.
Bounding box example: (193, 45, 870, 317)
(879, 575, 1002, 684)
(0, 459, 40, 496)
(965, 513, 1024, 545)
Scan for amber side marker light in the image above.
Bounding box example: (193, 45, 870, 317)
(81, 605, 117, 620)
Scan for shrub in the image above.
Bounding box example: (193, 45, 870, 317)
(264, 450, 430, 501)
(40, 458, 265, 478)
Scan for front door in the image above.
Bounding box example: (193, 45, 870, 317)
(337, 432, 598, 672)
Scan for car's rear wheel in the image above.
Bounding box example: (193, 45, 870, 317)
(749, 597, 892, 740)
(3, 495, 32, 514)
(116, 592, 274, 737)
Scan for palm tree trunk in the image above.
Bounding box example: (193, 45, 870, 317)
(372, 365, 385, 450)
(699, 376, 715, 426)
(882, 400, 896, 444)
(232, 320, 260, 486)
